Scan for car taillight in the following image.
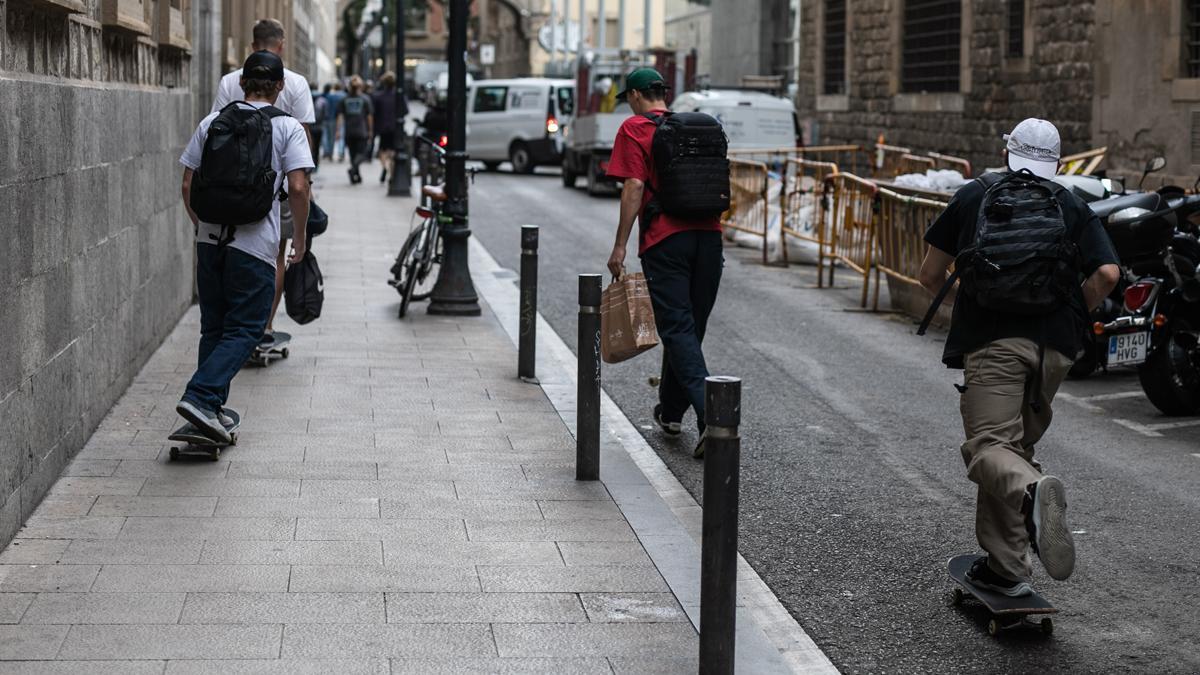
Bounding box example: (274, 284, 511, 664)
(1124, 282, 1156, 312)
(546, 117, 559, 134)
(438, 135, 448, 147)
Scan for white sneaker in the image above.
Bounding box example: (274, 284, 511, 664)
(1025, 476, 1075, 581)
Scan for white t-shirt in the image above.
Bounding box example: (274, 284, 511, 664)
(213, 67, 316, 124)
(180, 102, 315, 267)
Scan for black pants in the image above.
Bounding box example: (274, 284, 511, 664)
(640, 230, 723, 431)
(347, 137, 368, 176)
(310, 127, 324, 169)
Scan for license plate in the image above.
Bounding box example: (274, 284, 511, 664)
(1108, 331, 1150, 366)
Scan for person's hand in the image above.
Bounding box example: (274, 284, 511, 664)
(288, 240, 307, 265)
(607, 244, 626, 278)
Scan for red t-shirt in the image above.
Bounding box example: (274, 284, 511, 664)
(605, 109, 722, 255)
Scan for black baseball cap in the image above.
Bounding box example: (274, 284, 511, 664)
(243, 50, 284, 81)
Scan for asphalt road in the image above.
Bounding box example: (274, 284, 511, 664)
(465, 167, 1200, 674)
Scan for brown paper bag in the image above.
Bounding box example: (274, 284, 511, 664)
(601, 273, 660, 363)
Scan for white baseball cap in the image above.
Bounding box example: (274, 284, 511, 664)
(1003, 118, 1061, 179)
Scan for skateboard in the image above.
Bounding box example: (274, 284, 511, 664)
(248, 331, 291, 367)
(168, 409, 240, 461)
(948, 554, 1057, 637)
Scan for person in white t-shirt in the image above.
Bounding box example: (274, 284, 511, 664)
(212, 18, 315, 351)
(177, 51, 314, 442)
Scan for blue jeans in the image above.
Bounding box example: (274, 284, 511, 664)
(182, 243, 275, 413)
(640, 230, 723, 432)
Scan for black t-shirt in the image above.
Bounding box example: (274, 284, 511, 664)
(924, 173, 1119, 368)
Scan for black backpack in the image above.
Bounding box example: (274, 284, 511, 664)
(190, 102, 288, 228)
(284, 250, 324, 325)
(643, 112, 731, 220)
(918, 170, 1081, 335)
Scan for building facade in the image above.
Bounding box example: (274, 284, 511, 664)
(0, 0, 330, 550)
(797, 0, 1200, 182)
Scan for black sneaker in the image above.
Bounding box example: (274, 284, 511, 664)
(176, 399, 231, 444)
(653, 404, 681, 436)
(965, 556, 1033, 597)
(1024, 476, 1076, 581)
(258, 332, 276, 350)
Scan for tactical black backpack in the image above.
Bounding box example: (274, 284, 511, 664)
(190, 102, 288, 228)
(643, 112, 730, 220)
(918, 170, 1081, 335)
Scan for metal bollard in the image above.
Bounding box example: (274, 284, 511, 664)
(699, 376, 741, 675)
(576, 274, 602, 481)
(518, 226, 539, 382)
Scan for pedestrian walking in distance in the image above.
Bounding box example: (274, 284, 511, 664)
(337, 76, 374, 185)
(177, 50, 314, 442)
(918, 118, 1120, 596)
(605, 67, 730, 458)
(371, 71, 408, 185)
(211, 18, 316, 354)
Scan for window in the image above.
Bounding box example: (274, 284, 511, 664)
(823, 0, 847, 95)
(406, 5, 428, 33)
(1007, 0, 1024, 58)
(1187, 0, 1200, 77)
(556, 87, 575, 117)
(473, 86, 508, 113)
(901, 0, 961, 93)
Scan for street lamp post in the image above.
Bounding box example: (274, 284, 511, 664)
(426, 0, 481, 316)
(388, 0, 412, 197)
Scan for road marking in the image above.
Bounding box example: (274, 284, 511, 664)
(1192, 453, 1200, 459)
(1056, 392, 1105, 413)
(1113, 418, 1200, 437)
(1077, 390, 1146, 402)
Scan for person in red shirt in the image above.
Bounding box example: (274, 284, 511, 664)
(605, 67, 723, 458)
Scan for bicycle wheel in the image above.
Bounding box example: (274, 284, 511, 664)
(392, 227, 424, 318)
(410, 220, 441, 302)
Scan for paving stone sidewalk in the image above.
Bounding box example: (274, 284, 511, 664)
(0, 170, 698, 673)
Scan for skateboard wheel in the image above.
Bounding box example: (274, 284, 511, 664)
(211, 448, 221, 461)
(648, 376, 660, 387)
(951, 588, 963, 606)
(987, 619, 1000, 637)
(1041, 618, 1053, 635)
(281, 348, 289, 358)
(169, 447, 179, 461)
(229, 432, 238, 446)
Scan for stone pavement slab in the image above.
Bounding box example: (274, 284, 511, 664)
(0, 176, 704, 670)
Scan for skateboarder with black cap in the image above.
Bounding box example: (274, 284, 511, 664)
(918, 118, 1119, 596)
(176, 50, 313, 442)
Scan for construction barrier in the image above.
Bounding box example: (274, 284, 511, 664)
(783, 158, 840, 285)
(874, 188, 950, 311)
(1059, 147, 1107, 176)
(928, 151, 972, 177)
(722, 159, 772, 264)
(728, 147, 806, 175)
(826, 173, 879, 307)
(873, 143, 912, 179)
(798, 145, 868, 176)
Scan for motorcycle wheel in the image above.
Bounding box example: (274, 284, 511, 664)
(1137, 320, 1200, 416)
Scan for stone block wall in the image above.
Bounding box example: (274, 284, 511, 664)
(797, 0, 1096, 174)
(0, 0, 195, 545)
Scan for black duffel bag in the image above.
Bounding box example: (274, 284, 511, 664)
(284, 250, 324, 325)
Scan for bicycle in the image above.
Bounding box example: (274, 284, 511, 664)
(389, 135, 447, 318)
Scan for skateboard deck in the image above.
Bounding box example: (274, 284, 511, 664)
(168, 409, 240, 461)
(248, 331, 292, 367)
(948, 554, 1057, 637)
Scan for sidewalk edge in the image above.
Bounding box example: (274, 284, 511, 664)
(469, 237, 839, 674)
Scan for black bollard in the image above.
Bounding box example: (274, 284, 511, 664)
(699, 376, 742, 675)
(518, 226, 539, 382)
(576, 274, 602, 481)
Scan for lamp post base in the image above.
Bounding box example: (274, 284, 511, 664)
(427, 223, 481, 316)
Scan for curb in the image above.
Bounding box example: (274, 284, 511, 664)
(469, 237, 839, 674)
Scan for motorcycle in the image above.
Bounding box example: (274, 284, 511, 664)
(1088, 172, 1200, 414)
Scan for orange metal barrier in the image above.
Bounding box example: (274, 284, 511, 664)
(898, 153, 936, 176)
(874, 188, 949, 311)
(799, 145, 867, 176)
(1059, 147, 1107, 176)
(826, 173, 879, 307)
(721, 159, 772, 264)
(783, 158, 839, 285)
(928, 151, 972, 177)
(874, 143, 912, 179)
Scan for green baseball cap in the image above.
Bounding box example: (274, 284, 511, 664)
(616, 67, 668, 101)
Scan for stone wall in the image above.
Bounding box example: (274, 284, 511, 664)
(797, 0, 1096, 175)
(0, 0, 196, 545)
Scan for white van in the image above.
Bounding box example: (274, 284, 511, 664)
(671, 89, 801, 150)
(466, 78, 575, 173)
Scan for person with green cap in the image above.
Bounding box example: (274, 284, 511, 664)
(605, 67, 725, 458)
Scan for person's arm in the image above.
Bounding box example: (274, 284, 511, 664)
(181, 168, 199, 228)
(1082, 263, 1120, 311)
(286, 169, 311, 264)
(919, 245, 956, 303)
(608, 178, 643, 277)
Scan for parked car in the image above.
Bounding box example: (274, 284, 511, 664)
(466, 78, 575, 173)
(670, 88, 802, 150)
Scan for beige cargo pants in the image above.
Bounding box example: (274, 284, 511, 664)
(959, 337, 1073, 581)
